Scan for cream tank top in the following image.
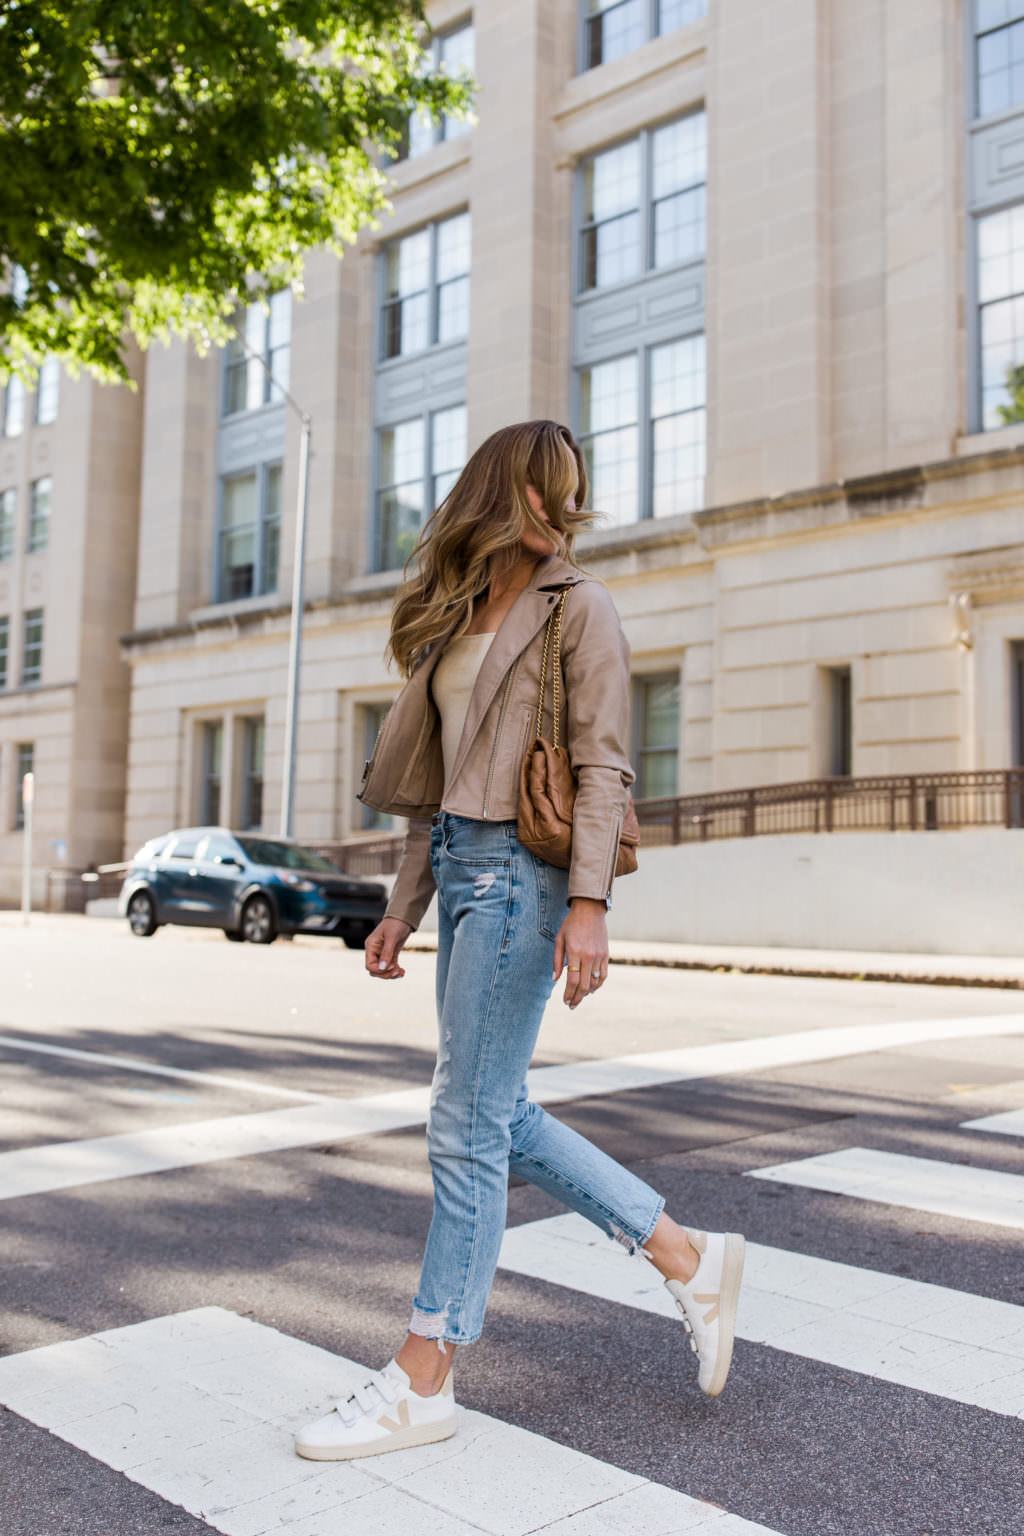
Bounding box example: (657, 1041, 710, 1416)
(432, 632, 496, 784)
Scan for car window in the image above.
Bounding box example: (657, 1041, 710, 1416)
(166, 834, 201, 860)
(200, 835, 243, 864)
(234, 836, 341, 874)
(134, 834, 170, 860)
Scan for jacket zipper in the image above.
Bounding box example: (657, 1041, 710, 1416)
(481, 668, 515, 819)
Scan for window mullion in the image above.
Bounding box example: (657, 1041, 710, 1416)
(641, 126, 653, 274)
(640, 343, 652, 520)
(429, 221, 439, 346)
(649, 0, 659, 44)
(424, 411, 434, 519)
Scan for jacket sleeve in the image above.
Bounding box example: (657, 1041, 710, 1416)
(384, 817, 436, 929)
(560, 581, 635, 905)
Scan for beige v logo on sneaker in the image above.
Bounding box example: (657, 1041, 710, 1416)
(377, 1400, 412, 1433)
(693, 1292, 720, 1325)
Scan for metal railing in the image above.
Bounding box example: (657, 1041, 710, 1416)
(636, 769, 1024, 846)
(312, 835, 405, 876)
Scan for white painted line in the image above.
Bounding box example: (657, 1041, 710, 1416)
(498, 1215, 1024, 1419)
(5, 1012, 1024, 1202)
(0, 1086, 432, 1201)
(961, 1107, 1024, 1139)
(747, 1147, 1024, 1232)
(0, 1033, 333, 1104)
(0, 1308, 785, 1536)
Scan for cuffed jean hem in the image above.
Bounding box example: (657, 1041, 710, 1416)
(610, 1192, 666, 1256)
(408, 1304, 481, 1348)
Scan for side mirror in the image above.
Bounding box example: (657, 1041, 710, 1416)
(215, 855, 241, 867)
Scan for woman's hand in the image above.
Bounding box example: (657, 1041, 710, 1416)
(365, 916, 413, 979)
(553, 897, 609, 1010)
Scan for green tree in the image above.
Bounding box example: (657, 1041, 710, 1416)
(997, 362, 1024, 426)
(0, 1, 470, 382)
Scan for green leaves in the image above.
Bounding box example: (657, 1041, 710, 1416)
(0, 0, 473, 382)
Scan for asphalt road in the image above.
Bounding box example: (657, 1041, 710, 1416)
(1, 914, 1023, 1536)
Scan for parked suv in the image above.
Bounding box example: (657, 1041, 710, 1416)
(118, 827, 388, 948)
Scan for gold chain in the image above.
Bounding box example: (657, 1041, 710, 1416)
(534, 588, 569, 745)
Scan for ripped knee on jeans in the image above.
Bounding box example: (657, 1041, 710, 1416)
(408, 1302, 452, 1353)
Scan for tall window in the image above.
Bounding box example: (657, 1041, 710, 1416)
(1012, 641, 1024, 765)
(377, 405, 467, 569)
(406, 21, 475, 157)
(360, 704, 394, 830)
(578, 333, 705, 523)
(14, 742, 33, 830)
(580, 112, 706, 291)
(0, 489, 14, 561)
(2, 376, 25, 438)
(35, 359, 59, 425)
(583, 0, 707, 72)
(241, 717, 265, 831)
(976, 2, 1024, 117)
(0, 616, 8, 689)
(633, 673, 680, 799)
(21, 608, 42, 686)
(28, 476, 51, 554)
(977, 204, 1024, 428)
(381, 212, 471, 360)
(218, 463, 281, 601)
(223, 291, 292, 415)
(201, 722, 223, 824)
(827, 667, 853, 777)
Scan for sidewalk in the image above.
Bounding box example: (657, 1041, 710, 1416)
(403, 931, 1024, 990)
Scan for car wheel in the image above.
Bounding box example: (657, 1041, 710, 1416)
(341, 922, 373, 950)
(241, 894, 277, 945)
(223, 928, 245, 942)
(127, 890, 158, 937)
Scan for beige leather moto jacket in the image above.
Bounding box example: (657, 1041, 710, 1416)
(359, 554, 635, 930)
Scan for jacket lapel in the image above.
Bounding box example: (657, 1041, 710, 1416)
(446, 556, 583, 788)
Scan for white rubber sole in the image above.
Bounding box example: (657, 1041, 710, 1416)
(294, 1411, 458, 1462)
(703, 1232, 745, 1398)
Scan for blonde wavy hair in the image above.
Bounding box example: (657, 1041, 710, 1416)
(387, 420, 593, 678)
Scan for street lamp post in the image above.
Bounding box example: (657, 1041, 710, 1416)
(239, 339, 311, 841)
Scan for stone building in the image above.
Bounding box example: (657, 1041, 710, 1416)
(3, 0, 1024, 902)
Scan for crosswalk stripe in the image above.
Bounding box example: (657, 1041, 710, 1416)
(747, 1147, 1024, 1231)
(4, 1012, 1024, 1201)
(497, 1214, 1024, 1419)
(0, 1308, 784, 1536)
(961, 1108, 1024, 1139)
(0, 1033, 334, 1103)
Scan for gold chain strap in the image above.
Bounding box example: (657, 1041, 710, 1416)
(534, 588, 570, 746)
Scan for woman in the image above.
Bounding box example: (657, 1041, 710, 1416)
(295, 421, 745, 1462)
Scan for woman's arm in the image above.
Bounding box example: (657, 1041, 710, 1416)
(365, 816, 435, 981)
(560, 580, 635, 906)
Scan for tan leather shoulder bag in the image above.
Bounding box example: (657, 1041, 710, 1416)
(517, 586, 640, 877)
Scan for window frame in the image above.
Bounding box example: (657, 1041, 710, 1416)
(573, 326, 706, 525)
(974, 2, 1024, 121)
(35, 358, 59, 426)
(402, 17, 475, 159)
(578, 0, 707, 74)
(2, 376, 26, 438)
(240, 715, 265, 832)
(27, 475, 51, 554)
(374, 402, 467, 571)
(200, 721, 224, 825)
(631, 669, 682, 801)
(379, 211, 471, 364)
(214, 460, 283, 604)
(359, 702, 395, 830)
(221, 291, 292, 420)
(575, 110, 707, 297)
(20, 607, 43, 687)
(0, 488, 14, 562)
(14, 741, 33, 831)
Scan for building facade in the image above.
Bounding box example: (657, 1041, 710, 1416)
(3, 0, 1024, 901)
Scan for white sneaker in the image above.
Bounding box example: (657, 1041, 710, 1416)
(664, 1229, 746, 1397)
(294, 1358, 457, 1461)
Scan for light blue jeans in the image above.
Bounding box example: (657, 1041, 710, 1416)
(409, 813, 665, 1346)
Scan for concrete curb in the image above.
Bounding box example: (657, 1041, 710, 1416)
(403, 935, 1024, 991)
